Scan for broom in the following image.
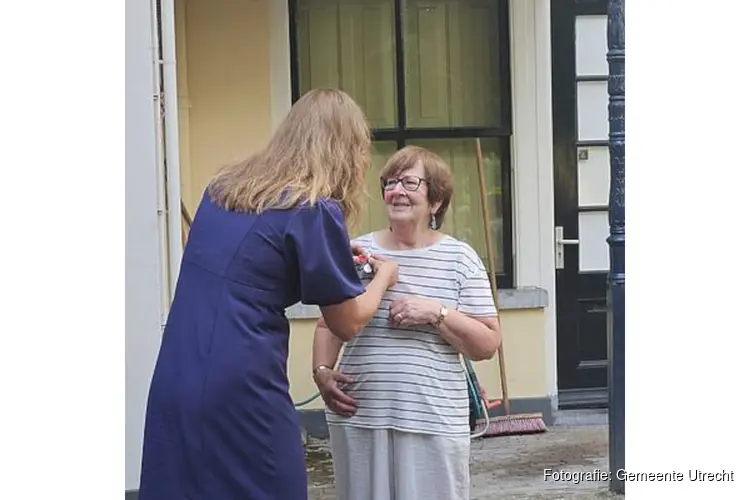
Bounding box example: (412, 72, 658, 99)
(473, 138, 547, 436)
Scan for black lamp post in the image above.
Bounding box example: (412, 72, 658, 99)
(606, 0, 625, 494)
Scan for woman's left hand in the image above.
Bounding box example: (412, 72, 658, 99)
(389, 297, 442, 327)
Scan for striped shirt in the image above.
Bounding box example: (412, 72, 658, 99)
(325, 232, 498, 436)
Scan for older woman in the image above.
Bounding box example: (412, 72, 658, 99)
(312, 146, 502, 500)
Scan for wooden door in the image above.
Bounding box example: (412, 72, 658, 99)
(551, 0, 610, 408)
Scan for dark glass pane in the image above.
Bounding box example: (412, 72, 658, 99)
(402, 0, 503, 128)
(296, 0, 398, 129)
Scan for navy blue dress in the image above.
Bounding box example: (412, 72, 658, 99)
(138, 192, 365, 500)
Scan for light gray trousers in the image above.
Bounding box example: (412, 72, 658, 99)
(328, 424, 470, 500)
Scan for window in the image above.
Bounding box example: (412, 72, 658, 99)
(290, 0, 513, 287)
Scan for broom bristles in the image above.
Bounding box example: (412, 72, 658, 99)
(477, 413, 548, 437)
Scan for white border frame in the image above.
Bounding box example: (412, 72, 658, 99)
(509, 0, 558, 402)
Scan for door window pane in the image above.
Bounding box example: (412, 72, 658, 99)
(296, 0, 398, 128)
(406, 138, 506, 275)
(402, 0, 503, 128)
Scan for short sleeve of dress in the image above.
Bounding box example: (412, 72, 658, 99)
(457, 245, 499, 318)
(285, 199, 365, 306)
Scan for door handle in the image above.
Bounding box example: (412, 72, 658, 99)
(555, 226, 579, 269)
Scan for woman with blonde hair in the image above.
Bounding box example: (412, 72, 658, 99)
(312, 146, 501, 500)
(138, 89, 399, 500)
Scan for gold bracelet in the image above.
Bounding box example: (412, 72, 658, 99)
(434, 305, 448, 327)
(312, 365, 332, 378)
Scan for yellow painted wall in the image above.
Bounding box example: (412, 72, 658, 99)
(289, 309, 548, 411)
(175, 0, 550, 414)
(176, 0, 271, 215)
(482, 309, 548, 400)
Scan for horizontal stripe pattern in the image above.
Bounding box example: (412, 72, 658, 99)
(326, 233, 497, 436)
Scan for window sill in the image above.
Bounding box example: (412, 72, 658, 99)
(285, 286, 548, 320)
(496, 286, 549, 310)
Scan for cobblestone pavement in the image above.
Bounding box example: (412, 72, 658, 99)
(306, 422, 621, 500)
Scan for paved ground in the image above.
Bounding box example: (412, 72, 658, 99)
(306, 411, 621, 499)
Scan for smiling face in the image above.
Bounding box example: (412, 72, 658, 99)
(379, 146, 454, 231)
(382, 161, 436, 226)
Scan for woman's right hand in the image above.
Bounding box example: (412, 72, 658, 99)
(314, 367, 357, 416)
(350, 243, 367, 266)
(368, 255, 399, 287)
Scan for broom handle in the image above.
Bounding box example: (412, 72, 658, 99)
(181, 200, 193, 248)
(473, 138, 511, 417)
(181, 200, 194, 228)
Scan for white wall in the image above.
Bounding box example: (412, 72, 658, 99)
(125, 0, 167, 490)
(509, 0, 558, 403)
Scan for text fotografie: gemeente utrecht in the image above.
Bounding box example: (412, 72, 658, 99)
(544, 469, 735, 483)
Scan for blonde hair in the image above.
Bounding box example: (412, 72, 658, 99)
(208, 88, 371, 227)
(380, 145, 454, 228)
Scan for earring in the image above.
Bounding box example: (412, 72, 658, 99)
(429, 214, 437, 230)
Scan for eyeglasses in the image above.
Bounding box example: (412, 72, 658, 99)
(380, 175, 428, 192)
